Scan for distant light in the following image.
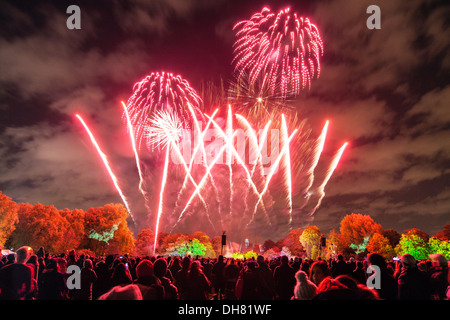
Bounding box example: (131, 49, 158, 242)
(257, 97, 263, 103)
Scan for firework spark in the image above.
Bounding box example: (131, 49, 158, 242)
(308, 142, 348, 216)
(125, 71, 204, 149)
(75, 114, 134, 222)
(121, 101, 146, 197)
(233, 7, 323, 98)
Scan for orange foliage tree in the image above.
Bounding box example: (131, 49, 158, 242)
(366, 233, 396, 260)
(11, 203, 67, 253)
(339, 213, 383, 247)
(135, 228, 154, 256)
(0, 191, 18, 247)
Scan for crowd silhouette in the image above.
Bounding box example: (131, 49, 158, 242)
(0, 246, 448, 300)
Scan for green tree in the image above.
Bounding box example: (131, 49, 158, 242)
(0, 191, 18, 247)
(396, 233, 430, 260)
(428, 237, 450, 260)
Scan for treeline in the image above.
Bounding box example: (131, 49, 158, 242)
(1, 191, 449, 259)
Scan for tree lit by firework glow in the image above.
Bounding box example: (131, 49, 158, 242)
(233, 7, 323, 98)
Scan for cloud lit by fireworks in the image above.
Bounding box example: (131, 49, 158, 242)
(232, 7, 323, 98)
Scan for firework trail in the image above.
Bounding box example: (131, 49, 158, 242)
(226, 106, 234, 218)
(153, 145, 170, 255)
(171, 130, 240, 232)
(247, 128, 298, 227)
(75, 114, 135, 222)
(121, 101, 146, 197)
(175, 108, 217, 198)
(233, 7, 323, 98)
(148, 110, 212, 251)
(308, 142, 348, 216)
(300, 120, 328, 209)
(280, 114, 293, 225)
(125, 71, 204, 149)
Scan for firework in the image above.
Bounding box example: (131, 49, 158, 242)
(233, 7, 323, 98)
(75, 114, 135, 222)
(308, 142, 348, 216)
(125, 71, 204, 149)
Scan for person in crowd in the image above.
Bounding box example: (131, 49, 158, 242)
(174, 256, 191, 299)
(255, 255, 275, 300)
(397, 254, 430, 300)
(236, 261, 259, 300)
(133, 259, 164, 300)
(293, 270, 317, 300)
(169, 256, 182, 278)
(332, 254, 349, 277)
(352, 260, 366, 284)
(72, 258, 97, 300)
(367, 253, 398, 300)
(184, 260, 211, 300)
(153, 257, 178, 299)
(310, 260, 332, 287)
(428, 253, 448, 300)
(223, 258, 240, 299)
(110, 262, 133, 287)
(0, 246, 35, 300)
(291, 257, 302, 273)
(38, 258, 67, 300)
(273, 255, 296, 300)
(212, 255, 226, 299)
(313, 276, 361, 300)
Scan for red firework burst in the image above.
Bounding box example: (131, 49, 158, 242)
(125, 71, 203, 149)
(233, 7, 323, 98)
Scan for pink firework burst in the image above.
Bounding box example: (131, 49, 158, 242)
(233, 7, 323, 98)
(125, 71, 203, 149)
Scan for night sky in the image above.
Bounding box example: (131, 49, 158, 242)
(0, 0, 449, 240)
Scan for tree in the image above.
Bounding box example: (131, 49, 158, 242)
(366, 233, 396, 260)
(299, 226, 321, 258)
(404, 228, 429, 243)
(82, 203, 134, 255)
(382, 229, 401, 248)
(396, 233, 429, 260)
(340, 213, 383, 247)
(11, 203, 67, 253)
(434, 224, 450, 241)
(211, 236, 223, 256)
(262, 239, 276, 252)
(166, 238, 208, 257)
(135, 229, 154, 256)
(428, 237, 450, 260)
(59, 208, 85, 252)
(284, 228, 304, 256)
(327, 229, 343, 257)
(0, 191, 18, 247)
